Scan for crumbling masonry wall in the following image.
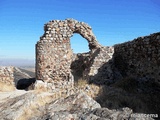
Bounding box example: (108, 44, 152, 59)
(0, 66, 15, 89)
(71, 46, 114, 83)
(114, 32, 160, 84)
(36, 19, 108, 91)
(0, 67, 14, 85)
(36, 18, 160, 92)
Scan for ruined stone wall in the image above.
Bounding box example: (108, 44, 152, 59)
(36, 19, 101, 91)
(0, 66, 14, 86)
(114, 32, 160, 84)
(36, 18, 160, 91)
(70, 46, 114, 84)
(82, 46, 114, 83)
(0, 66, 14, 85)
(86, 46, 114, 77)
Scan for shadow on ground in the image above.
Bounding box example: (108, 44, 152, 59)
(89, 60, 160, 118)
(71, 51, 160, 118)
(16, 78, 36, 90)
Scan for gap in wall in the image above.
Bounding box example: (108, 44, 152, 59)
(70, 33, 90, 53)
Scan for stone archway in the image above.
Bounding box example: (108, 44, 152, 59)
(36, 19, 101, 90)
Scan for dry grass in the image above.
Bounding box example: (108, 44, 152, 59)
(34, 86, 48, 93)
(74, 78, 88, 87)
(0, 82, 16, 92)
(74, 78, 100, 98)
(33, 81, 48, 93)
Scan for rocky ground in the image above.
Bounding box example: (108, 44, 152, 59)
(0, 89, 155, 120)
(0, 67, 159, 120)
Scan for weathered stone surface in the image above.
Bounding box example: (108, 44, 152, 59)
(0, 66, 14, 84)
(36, 18, 113, 91)
(0, 91, 154, 120)
(0, 66, 15, 91)
(36, 18, 160, 93)
(114, 32, 160, 84)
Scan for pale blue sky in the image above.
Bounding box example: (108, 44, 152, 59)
(0, 0, 160, 63)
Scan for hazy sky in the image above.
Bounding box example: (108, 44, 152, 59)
(0, 0, 160, 61)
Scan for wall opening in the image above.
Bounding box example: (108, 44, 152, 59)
(70, 33, 90, 85)
(70, 33, 90, 53)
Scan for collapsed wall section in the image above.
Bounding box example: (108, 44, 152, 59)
(0, 66, 14, 85)
(70, 46, 114, 84)
(0, 66, 15, 91)
(114, 32, 160, 84)
(83, 47, 114, 82)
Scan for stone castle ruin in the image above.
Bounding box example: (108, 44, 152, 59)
(0, 19, 160, 119)
(0, 19, 159, 92)
(36, 18, 160, 91)
(36, 19, 114, 91)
